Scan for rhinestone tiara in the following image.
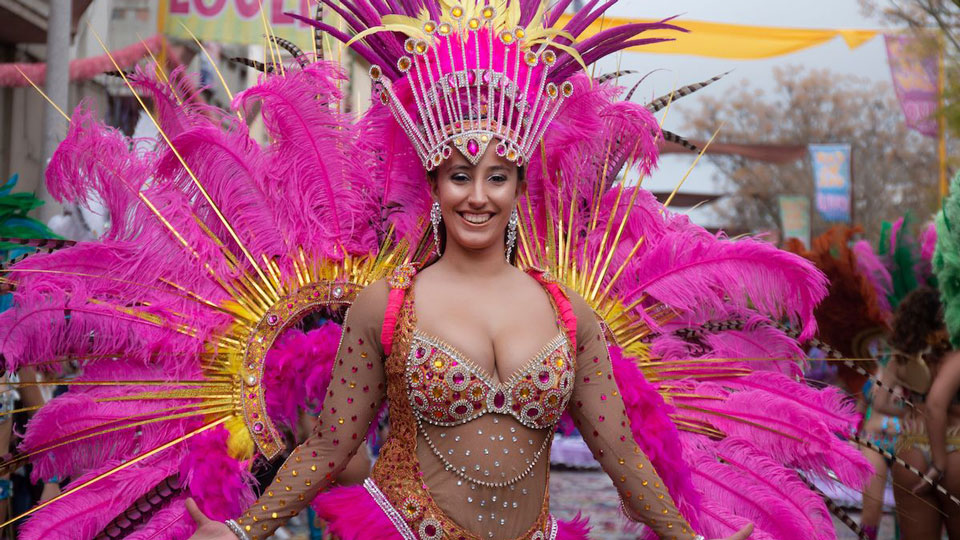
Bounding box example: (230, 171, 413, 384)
(368, 4, 574, 170)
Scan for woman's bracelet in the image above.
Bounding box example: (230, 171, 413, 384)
(224, 519, 250, 540)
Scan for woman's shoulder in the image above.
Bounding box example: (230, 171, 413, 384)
(551, 281, 592, 321)
(349, 278, 391, 325)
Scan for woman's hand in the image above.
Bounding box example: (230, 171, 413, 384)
(911, 465, 944, 495)
(716, 523, 754, 540)
(185, 498, 236, 540)
(39, 481, 60, 502)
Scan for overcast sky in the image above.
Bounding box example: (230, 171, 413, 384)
(600, 0, 899, 226)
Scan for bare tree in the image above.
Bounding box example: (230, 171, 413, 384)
(860, 0, 960, 51)
(684, 66, 940, 240)
(860, 0, 960, 134)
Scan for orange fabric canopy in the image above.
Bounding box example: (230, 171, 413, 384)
(556, 15, 879, 59)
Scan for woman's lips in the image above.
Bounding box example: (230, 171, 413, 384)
(460, 212, 493, 225)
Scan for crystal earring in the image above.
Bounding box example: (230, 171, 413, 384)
(430, 201, 442, 257)
(505, 207, 519, 262)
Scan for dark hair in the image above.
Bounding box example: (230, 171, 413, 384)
(425, 164, 525, 266)
(890, 286, 945, 354)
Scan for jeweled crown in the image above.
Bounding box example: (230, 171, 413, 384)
(368, 4, 574, 170)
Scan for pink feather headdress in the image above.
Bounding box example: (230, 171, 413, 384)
(292, 0, 681, 169)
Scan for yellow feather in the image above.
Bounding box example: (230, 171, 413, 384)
(527, 39, 588, 73)
(504, 0, 521, 29)
(522, 28, 574, 45)
(382, 14, 430, 27)
(346, 23, 429, 47)
(225, 415, 255, 460)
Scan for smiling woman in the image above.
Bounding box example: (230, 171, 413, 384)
(428, 145, 524, 264)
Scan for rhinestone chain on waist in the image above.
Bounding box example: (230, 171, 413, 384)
(415, 414, 552, 488)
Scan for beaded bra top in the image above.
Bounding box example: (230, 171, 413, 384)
(406, 330, 574, 429)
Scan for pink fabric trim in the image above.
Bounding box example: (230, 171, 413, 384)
(381, 287, 407, 357)
(528, 270, 577, 351)
(313, 485, 592, 539)
(0, 35, 176, 88)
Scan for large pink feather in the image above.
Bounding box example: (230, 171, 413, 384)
(607, 345, 702, 526)
(21, 380, 201, 482)
(153, 121, 288, 264)
(18, 451, 182, 540)
(123, 497, 195, 540)
(622, 230, 827, 339)
(919, 221, 937, 281)
(234, 63, 378, 257)
(127, 65, 225, 139)
(853, 239, 893, 317)
(677, 382, 870, 488)
(45, 104, 154, 241)
(358, 102, 431, 239)
(180, 426, 257, 521)
(689, 439, 834, 539)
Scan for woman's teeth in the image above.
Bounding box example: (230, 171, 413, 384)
(462, 212, 492, 224)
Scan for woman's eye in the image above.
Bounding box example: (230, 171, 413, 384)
(489, 175, 507, 183)
(451, 174, 470, 183)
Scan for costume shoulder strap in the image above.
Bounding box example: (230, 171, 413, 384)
(381, 263, 417, 356)
(527, 268, 577, 351)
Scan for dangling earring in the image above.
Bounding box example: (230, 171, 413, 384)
(430, 201, 442, 257)
(505, 207, 519, 262)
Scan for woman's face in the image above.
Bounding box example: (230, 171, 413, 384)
(431, 144, 521, 255)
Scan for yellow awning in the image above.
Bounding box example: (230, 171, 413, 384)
(556, 15, 880, 59)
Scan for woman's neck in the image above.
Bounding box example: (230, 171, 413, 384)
(436, 240, 512, 278)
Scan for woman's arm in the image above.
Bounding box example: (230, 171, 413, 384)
(923, 350, 960, 482)
(869, 364, 905, 417)
(565, 292, 699, 539)
(227, 281, 390, 540)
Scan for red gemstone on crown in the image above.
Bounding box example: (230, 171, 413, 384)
(467, 139, 480, 155)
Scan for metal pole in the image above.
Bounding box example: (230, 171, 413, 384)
(38, 0, 73, 223)
(939, 38, 949, 201)
(849, 145, 855, 225)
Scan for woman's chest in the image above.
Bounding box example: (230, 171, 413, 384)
(402, 330, 575, 429)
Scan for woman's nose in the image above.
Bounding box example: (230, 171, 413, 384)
(467, 179, 487, 206)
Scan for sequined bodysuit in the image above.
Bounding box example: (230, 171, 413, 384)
(234, 271, 698, 539)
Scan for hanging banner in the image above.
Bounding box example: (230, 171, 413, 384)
(809, 144, 852, 223)
(885, 34, 940, 137)
(778, 195, 811, 248)
(158, 0, 314, 48)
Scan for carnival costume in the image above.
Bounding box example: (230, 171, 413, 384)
(0, 0, 873, 538)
